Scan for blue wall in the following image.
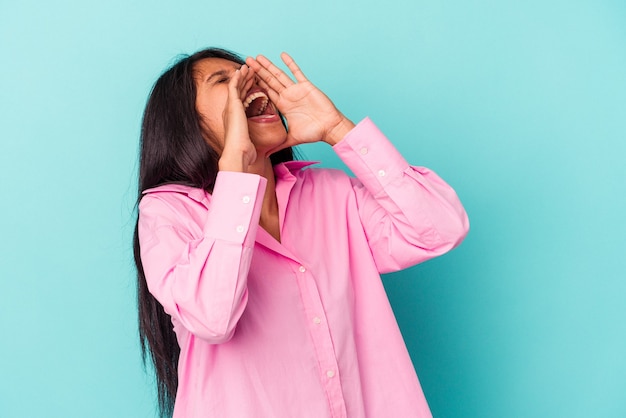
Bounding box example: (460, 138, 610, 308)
(1, 1, 624, 417)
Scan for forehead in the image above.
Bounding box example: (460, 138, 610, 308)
(193, 58, 241, 79)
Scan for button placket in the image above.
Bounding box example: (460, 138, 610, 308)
(295, 269, 345, 414)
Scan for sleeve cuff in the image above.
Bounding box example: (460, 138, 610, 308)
(333, 117, 410, 195)
(204, 171, 267, 246)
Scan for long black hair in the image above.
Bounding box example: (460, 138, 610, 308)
(133, 47, 294, 417)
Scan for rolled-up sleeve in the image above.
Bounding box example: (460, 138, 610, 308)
(333, 117, 469, 273)
(138, 171, 267, 343)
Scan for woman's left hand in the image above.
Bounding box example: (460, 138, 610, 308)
(245, 53, 355, 148)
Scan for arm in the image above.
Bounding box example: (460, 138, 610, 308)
(248, 53, 468, 269)
(138, 64, 266, 343)
(335, 118, 469, 273)
(138, 172, 267, 343)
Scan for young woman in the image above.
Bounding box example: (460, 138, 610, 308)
(134, 47, 469, 418)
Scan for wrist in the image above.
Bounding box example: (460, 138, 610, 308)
(219, 137, 258, 172)
(219, 158, 245, 173)
(219, 150, 250, 173)
(324, 116, 355, 146)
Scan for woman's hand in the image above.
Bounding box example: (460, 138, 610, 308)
(219, 64, 258, 172)
(245, 53, 355, 147)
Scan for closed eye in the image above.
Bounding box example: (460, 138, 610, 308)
(207, 70, 233, 85)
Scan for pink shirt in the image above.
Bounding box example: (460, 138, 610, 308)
(138, 118, 469, 418)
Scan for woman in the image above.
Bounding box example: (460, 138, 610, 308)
(134, 47, 469, 418)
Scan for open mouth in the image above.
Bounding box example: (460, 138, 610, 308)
(243, 90, 276, 119)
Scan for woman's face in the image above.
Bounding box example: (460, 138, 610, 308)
(193, 58, 287, 156)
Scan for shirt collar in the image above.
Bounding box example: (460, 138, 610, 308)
(142, 183, 207, 203)
(140, 160, 318, 201)
(274, 161, 319, 179)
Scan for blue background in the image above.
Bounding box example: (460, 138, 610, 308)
(1, 1, 625, 417)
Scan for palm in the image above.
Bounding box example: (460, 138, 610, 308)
(274, 81, 340, 145)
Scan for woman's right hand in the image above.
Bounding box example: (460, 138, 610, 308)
(219, 64, 257, 173)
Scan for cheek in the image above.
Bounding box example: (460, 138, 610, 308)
(196, 106, 226, 148)
(195, 89, 227, 133)
(197, 103, 222, 130)
(195, 106, 226, 153)
(200, 125, 225, 154)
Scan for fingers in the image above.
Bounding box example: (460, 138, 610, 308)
(224, 66, 255, 131)
(227, 66, 243, 100)
(228, 64, 256, 102)
(280, 52, 308, 83)
(246, 54, 296, 93)
(240, 65, 257, 100)
(254, 77, 281, 106)
(245, 59, 282, 105)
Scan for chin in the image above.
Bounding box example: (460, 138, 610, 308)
(248, 121, 288, 155)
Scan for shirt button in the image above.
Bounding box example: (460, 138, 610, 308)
(242, 195, 251, 204)
(236, 225, 244, 233)
(378, 169, 386, 177)
(313, 317, 321, 324)
(326, 370, 335, 378)
(299, 266, 306, 273)
(360, 147, 368, 155)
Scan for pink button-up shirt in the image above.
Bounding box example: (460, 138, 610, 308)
(138, 118, 469, 417)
